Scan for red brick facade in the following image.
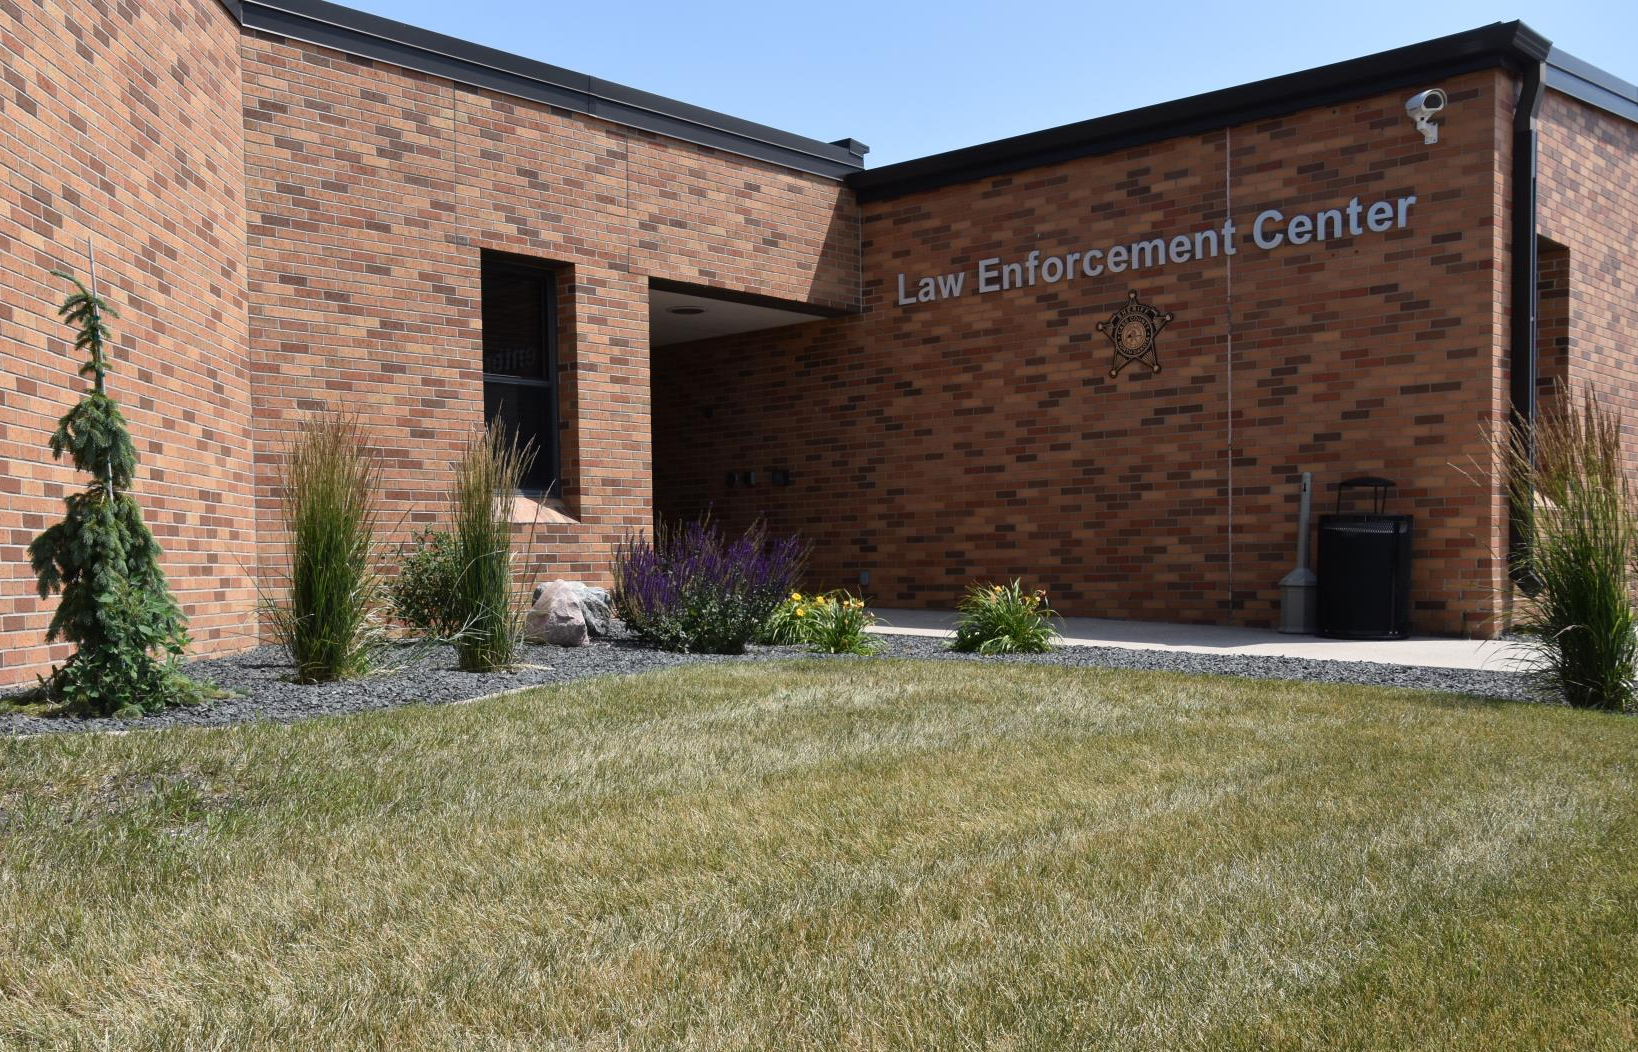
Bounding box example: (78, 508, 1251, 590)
(238, 27, 856, 601)
(1, 0, 254, 686)
(656, 70, 1520, 635)
(1537, 92, 1638, 465)
(2, 6, 1636, 685)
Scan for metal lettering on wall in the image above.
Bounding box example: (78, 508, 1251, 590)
(893, 193, 1421, 308)
(1097, 291, 1172, 377)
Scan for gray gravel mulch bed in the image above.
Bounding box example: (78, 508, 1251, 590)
(1, 629, 1540, 737)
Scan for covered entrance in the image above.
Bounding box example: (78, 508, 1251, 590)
(649, 279, 847, 530)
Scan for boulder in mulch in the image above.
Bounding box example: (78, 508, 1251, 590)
(524, 581, 588, 647)
(531, 580, 614, 637)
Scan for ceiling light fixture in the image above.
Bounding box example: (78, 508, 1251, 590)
(668, 306, 706, 316)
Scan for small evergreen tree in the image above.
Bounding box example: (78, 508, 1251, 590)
(27, 269, 199, 716)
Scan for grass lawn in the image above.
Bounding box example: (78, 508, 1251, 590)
(1, 661, 1635, 1051)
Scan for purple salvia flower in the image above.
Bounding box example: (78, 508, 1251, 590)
(612, 515, 808, 653)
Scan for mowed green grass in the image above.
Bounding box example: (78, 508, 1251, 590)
(2, 661, 1635, 1051)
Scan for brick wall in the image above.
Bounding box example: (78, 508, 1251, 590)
(1537, 92, 1638, 462)
(239, 29, 858, 595)
(5, 4, 1626, 685)
(655, 70, 1518, 636)
(1535, 237, 1571, 419)
(0, 0, 253, 687)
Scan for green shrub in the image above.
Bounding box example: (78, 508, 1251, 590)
(450, 426, 533, 672)
(26, 270, 201, 716)
(950, 580, 1059, 655)
(390, 529, 465, 638)
(1506, 389, 1638, 711)
(800, 591, 880, 655)
(266, 412, 389, 683)
(759, 590, 812, 645)
(762, 590, 879, 654)
(613, 517, 807, 654)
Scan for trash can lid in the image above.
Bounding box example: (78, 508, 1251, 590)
(1333, 476, 1396, 515)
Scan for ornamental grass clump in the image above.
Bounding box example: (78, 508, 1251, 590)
(27, 269, 202, 715)
(450, 426, 534, 672)
(951, 579, 1059, 655)
(1505, 388, 1638, 711)
(266, 412, 389, 683)
(613, 517, 807, 654)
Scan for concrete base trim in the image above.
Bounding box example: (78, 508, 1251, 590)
(866, 609, 1527, 672)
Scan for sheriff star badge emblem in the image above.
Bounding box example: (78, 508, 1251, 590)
(1096, 290, 1173, 377)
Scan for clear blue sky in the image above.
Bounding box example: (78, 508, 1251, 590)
(343, 0, 1638, 167)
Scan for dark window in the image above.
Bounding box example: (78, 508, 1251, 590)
(481, 257, 559, 494)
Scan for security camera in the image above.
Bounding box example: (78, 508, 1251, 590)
(1405, 88, 1447, 144)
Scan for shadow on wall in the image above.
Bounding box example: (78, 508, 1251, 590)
(650, 193, 864, 542)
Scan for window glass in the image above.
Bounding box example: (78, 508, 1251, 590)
(481, 258, 559, 494)
(482, 270, 549, 379)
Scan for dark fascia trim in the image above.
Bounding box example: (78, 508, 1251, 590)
(234, 0, 867, 180)
(648, 277, 851, 318)
(848, 21, 1552, 203)
(1546, 47, 1638, 125)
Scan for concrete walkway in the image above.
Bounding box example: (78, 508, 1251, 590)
(868, 608, 1528, 672)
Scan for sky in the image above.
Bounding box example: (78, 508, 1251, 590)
(341, 0, 1638, 168)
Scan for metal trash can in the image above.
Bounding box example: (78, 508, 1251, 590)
(1317, 477, 1412, 639)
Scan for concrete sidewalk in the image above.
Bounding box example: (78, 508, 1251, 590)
(867, 608, 1526, 672)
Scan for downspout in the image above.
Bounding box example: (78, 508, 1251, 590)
(1507, 59, 1546, 584)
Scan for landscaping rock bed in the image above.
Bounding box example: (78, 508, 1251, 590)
(886, 635, 1538, 703)
(1, 630, 1540, 737)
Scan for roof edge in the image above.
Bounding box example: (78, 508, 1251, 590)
(233, 0, 868, 180)
(847, 21, 1553, 203)
(1546, 47, 1638, 126)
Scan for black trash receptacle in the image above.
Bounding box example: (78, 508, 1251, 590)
(1317, 477, 1412, 639)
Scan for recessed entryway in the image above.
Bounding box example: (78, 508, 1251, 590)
(650, 278, 843, 347)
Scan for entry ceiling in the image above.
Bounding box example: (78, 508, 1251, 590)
(650, 287, 833, 347)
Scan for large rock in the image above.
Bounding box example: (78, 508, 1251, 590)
(532, 580, 614, 637)
(569, 582, 614, 637)
(524, 581, 588, 647)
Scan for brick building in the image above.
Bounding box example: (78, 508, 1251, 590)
(3, 0, 1636, 684)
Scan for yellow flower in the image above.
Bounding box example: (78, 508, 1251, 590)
(795, 607, 807, 618)
(790, 592, 803, 602)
